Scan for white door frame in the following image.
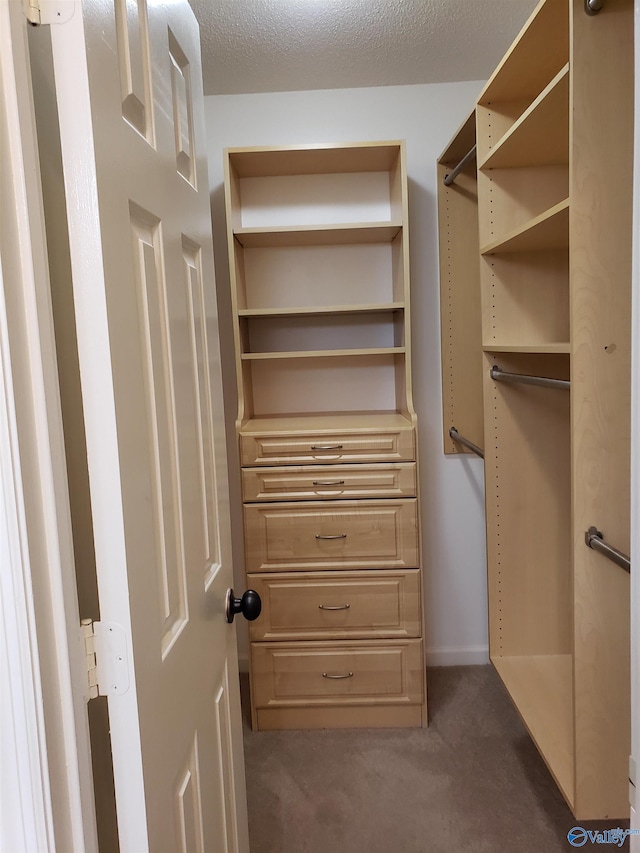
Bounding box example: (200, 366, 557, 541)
(0, 1, 97, 849)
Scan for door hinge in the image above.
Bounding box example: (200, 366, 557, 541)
(80, 619, 130, 699)
(81, 619, 99, 700)
(22, 0, 75, 27)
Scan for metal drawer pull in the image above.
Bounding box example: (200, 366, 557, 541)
(313, 480, 345, 486)
(311, 444, 343, 451)
(322, 672, 354, 679)
(318, 604, 351, 611)
(315, 533, 347, 540)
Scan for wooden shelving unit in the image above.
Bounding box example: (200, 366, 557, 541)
(475, 0, 633, 820)
(224, 142, 426, 730)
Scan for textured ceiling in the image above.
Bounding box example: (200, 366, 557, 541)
(189, 0, 539, 96)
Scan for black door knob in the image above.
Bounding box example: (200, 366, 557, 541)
(225, 588, 262, 623)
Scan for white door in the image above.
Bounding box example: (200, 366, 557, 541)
(48, 1, 250, 850)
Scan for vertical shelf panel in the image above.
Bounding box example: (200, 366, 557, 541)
(437, 113, 483, 455)
(570, 0, 634, 819)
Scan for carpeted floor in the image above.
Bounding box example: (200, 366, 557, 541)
(241, 665, 630, 852)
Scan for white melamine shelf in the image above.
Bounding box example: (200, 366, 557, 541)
(234, 222, 402, 248)
(483, 343, 570, 354)
(241, 347, 406, 361)
(480, 65, 569, 170)
(492, 654, 574, 806)
(238, 303, 405, 319)
(481, 199, 569, 255)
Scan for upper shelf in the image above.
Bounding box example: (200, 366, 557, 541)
(234, 222, 403, 248)
(480, 65, 569, 171)
(478, 0, 569, 107)
(226, 142, 407, 234)
(481, 199, 569, 255)
(438, 110, 476, 170)
(227, 142, 403, 178)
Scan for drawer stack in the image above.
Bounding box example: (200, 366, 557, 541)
(241, 417, 426, 730)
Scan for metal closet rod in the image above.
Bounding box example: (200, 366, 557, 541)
(585, 527, 631, 573)
(585, 0, 604, 14)
(449, 427, 484, 459)
(490, 365, 570, 391)
(443, 144, 477, 186)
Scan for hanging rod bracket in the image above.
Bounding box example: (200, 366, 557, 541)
(449, 427, 484, 459)
(443, 145, 477, 187)
(585, 0, 604, 15)
(585, 526, 631, 573)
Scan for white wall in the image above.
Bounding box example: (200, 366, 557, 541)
(204, 81, 489, 667)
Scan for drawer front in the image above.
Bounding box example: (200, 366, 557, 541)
(252, 640, 424, 709)
(240, 428, 415, 467)
(248, 570, 421, 641)
(244, 499, 419, 573)
(242, 463, 417, 502)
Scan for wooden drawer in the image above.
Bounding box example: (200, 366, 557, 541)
(244, 499, 419, 573)
(242, 463, 417, 502)
(252, 639, 424, 710)
(240, 427, 415, 467)
(248, 570, 421, 641)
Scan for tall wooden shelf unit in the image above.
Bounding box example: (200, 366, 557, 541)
(224, 142, 426, 731)
(476, 0, 633, 819)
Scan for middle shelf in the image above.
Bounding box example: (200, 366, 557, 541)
(240, 308, 406, 357)
(480, 198, 569, 256)
(241, 347, 407, 361)
(238, 302, 405, 318)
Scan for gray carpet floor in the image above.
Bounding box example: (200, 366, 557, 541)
(241, 665, 630, 852)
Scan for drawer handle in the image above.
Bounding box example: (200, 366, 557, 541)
(312, 480, 345, 486)
(315, 533, 347, 540)
(322, 672, 354, 679)
(318, 604, 351, 611)
(311, 444, 343, 451)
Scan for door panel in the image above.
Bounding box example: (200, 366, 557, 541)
(114, 0, 153, 141)
(49, 2, 248, 849)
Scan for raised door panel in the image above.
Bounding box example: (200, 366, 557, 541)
(241, 462, 416, 502)
(114, 0, 153, 143)
(247, 570, 421, 641)
(244, 499, 419, 573)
